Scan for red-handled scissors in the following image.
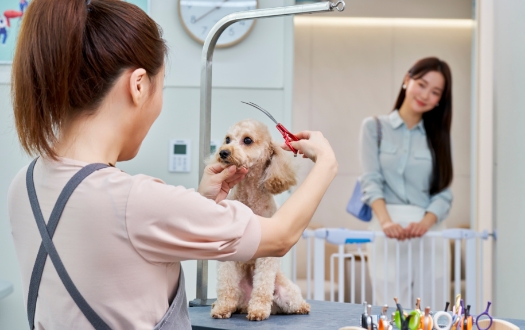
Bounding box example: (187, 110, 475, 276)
(242, 101, 299, 157)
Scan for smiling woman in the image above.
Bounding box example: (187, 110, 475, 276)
(358, 57, 454, 308)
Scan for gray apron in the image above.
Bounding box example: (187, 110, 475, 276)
(25, 158, 191, 330)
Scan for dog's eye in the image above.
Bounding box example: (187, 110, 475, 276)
(225, 137, 230, 144)
(244, 137, 253, 145)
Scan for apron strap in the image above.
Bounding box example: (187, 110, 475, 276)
(26, 158, 111, 330)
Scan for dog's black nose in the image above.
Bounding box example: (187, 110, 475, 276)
(219, 150, 230, 159)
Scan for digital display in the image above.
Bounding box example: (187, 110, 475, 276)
(174, 144, 187, 155)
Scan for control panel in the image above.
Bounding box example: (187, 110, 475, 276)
(169, 139, 191, 173)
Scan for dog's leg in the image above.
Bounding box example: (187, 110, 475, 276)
(247, 258, 279, 321)
(211, 261, 242, 319)
(273, 270, 310, 314)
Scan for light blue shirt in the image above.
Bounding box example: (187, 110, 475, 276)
(359, 110, 453, 223)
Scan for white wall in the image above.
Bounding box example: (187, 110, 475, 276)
(0, 0, 294, 328)
(493, 0, 525, 319)
(315, 0, 472, 19)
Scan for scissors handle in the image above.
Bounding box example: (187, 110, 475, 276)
(276, 123, 299, 155)
(475, 301, 493, 330)
(475, 315, 493, 330)
(458, 316, 473, 330)
(433, 311, 453, 330)
(277, 123, 299, 141)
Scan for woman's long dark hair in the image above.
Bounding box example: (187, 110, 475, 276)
(393, 57, 453, 195)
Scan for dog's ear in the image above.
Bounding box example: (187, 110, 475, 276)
(261, 141, 297, 194)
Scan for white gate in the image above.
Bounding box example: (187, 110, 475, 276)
(293, 228, 492, 314)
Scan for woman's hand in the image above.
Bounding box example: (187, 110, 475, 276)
(282, 131, 336, 164)
(371, 199, 406, 240)
(405, 213, 437, 238)
(381, 221, 406, 240)
(197, 163, 248, 203)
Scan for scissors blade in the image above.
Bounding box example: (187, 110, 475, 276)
(241, 101, 278, 125)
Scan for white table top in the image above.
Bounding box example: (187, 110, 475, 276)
(0, 280, 14, 300)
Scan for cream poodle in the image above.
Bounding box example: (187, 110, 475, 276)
(210, 119, 310, 321)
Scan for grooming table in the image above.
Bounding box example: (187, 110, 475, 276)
(189, 300, 525, 330)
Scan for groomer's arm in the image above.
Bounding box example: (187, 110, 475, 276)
(252, 131, 338, 258)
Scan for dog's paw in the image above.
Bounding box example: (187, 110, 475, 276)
(211, 306, 233, 319)
(247, 309, 270, 321)
(295, 301, 310, 314)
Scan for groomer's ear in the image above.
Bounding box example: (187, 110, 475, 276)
(129, 68, 148, 106)
(262, 141, 297, 194)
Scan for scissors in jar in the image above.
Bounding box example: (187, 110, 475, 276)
(392, 297, 420, 330)
(242, 101, 299, 157)
(433, 299, 462, 330)
(434, 300, 492, 330)
(457, 301, 493, 330)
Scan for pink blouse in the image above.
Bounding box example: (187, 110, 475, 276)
(8, 157, 261, 329)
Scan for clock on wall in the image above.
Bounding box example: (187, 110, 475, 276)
(178, 0, 258, 48)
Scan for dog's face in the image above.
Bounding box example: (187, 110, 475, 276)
(215, 119, 297, 194)
(216, 119, 273, 169)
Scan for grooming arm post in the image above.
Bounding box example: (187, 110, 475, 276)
(193, 1, 345, 307)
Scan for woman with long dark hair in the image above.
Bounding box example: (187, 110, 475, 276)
(359, 57, 453, 307)
(8, 0, 337, 328)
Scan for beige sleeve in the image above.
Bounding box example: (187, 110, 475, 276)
(125, 174, 261, 263)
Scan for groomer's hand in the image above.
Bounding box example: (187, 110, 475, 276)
(405, 213, 437, 238)
(198, 163, 248, 203)
(281, 131, 336, 164)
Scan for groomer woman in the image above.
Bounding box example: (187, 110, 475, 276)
(8, 0, 337, 329)
(359, 57, 453, 307)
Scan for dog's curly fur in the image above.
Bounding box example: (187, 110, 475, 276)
(210, 119, 310, 321)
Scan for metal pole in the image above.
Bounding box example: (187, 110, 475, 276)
(465, 236, 477, 313)
(338, 245, 344, 303)
(431, 237, 435, 309)
(372, 240, 376, 305)
(419, 238, 424, 303)
(408, 240, 412, 306)
(358, 245, 365, 304)
(314, 235, 326, 301)
(307, 236, 312, 300)
(396, 242, 400, 300)
(384, 238, 388, 306)
(192, 0, 345, 307)
(330, 254, 335, 302)
(454, 239, 461, 298)
(443, 239, 447, 305)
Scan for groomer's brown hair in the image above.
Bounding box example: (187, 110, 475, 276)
(12, 0, 167, 159)
(393, 57, 453, 195)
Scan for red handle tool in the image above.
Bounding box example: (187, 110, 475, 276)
(242, 101, 299, 156)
